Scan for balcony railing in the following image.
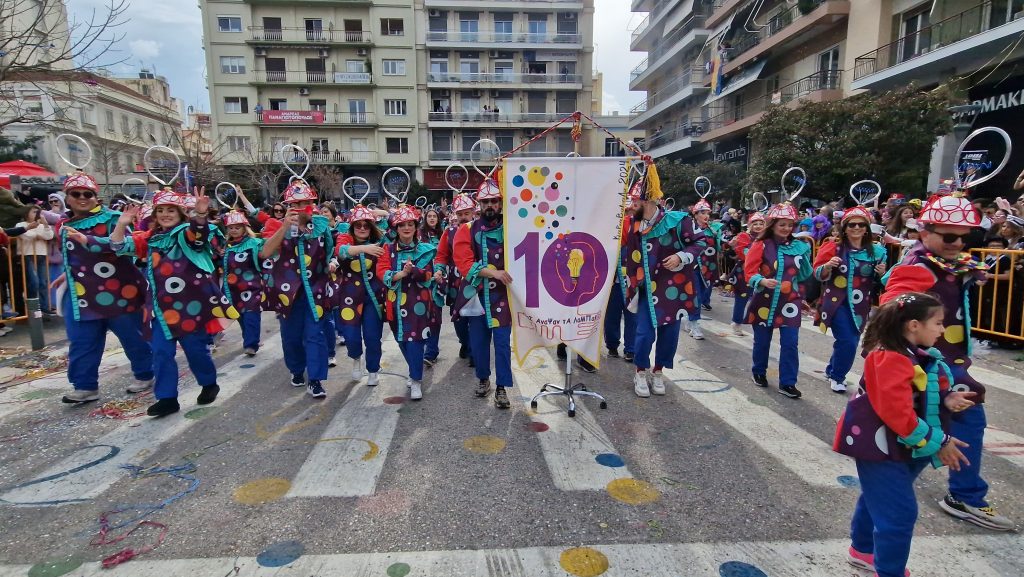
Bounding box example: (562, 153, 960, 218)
(853, 1, 995, 81)
(430, 151, 572, 161)
(426, 72, 582, 84)
(252, 70, 372, 84)
(630, 14, 709, 80)
(255, 111, 376, 125)
(425, 31, 582, 44)
(248, 27, 371, 43)
(725, 0, 824, 61)
(427, 111, 573, 123)
(632, 14, 651, 44)
(700, 70, 841, 133)
(253, 150, 378, 164)
(630, 66, 706, 115)
(643, 123, 705, 151)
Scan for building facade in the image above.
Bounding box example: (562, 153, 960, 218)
(629, 0, 851, 168)
(200, 0, 595, 197)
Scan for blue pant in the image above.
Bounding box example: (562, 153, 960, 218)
(24, 255, 49, 311)
(453, 316, 470, 347)
(752, 325, 799, 386)
(689, 275, 709, 321)
(322, 312, 337, 358)
(732, 292, 748, 324)
(48, 263, 62, 310)
(150, 322, 218, 400)
(851, 458, 930, 577)
(633, 292, 681, 370)
(826, 305, 860, 383)
(425, 328, 440, 361)
(343, 304, 384, 373)
(279, 304, 328, 381)
(240, 311, 261, 350)
(63, 291, 153, 391)
(398, 340, 426, 381)
(948, 403, 989, 507)
(604, 282, 635, 354)
(467, 315, 513, 387)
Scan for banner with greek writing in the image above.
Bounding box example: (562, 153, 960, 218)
(503, 157, 629, 367)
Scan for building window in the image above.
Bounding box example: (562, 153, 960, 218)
(135, 119, 143, 138)
(556, 92, 577, 114)
(120, 114, 129, 134)
(220, 56, 246, 74)
(459, 13, 479, 41)
(900, 8, 931, 63)
(384, 99, 407, 116)
(227, 136, 251, 152)
(380, 18, 404, 36)
(105, 109, 115, 132)
(382, 59, 406, 76)
(309, 99, 326, 112)
(494, 14, 513, 41)
(268, 98, 287, 111)
(217, 16, 242, 32)
(224, 96, 249, 114)
(604, 138, 621, 157)
(385, 137, 409, 154)
(346, 60, 367, 73)
(124, 154, 134, 172)
(311, 138, 328, 153)
(528, 14, 547, 36)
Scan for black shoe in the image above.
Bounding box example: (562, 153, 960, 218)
(778, 385, 802, 399)
(468, 357, 475, 368)
(577, 357, 596, 373)
(307, 380, 326, 398)
(475, 379, 491, 397)
(196, 385, 220, 405)
(424, 357, 437, 368)
(752, 374, 769, 388)
(459, 344, 469, 359)
(494, 387, 510, 409)
(556, 343, 567, 360)
(623, 351, 635, 363)
(147, 398, 180, 417)
(607, 348, 620, 358)
(702, 303, 712, 311)
(290, 373, 305, 387)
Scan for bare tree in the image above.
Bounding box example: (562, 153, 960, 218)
(307, 164, 344, 205)
(228, 145, 287, 208)
(85, 128, 145, 199)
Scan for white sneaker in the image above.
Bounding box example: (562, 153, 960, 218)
(634, 371, 651, 398)
(730, 322, 745, 336)
(405, 377, 412, 389)
(328, 356, 337, 368)
(690, 320, 704, 340)
(650, 372, 666, 395)
(126, 379, 153, 394)
(367, 372, 379, 387)
(409, 380, 423, 400)
(351, 357, 363, 380)
(682, 317, 691, 332)
(829, 378, 847, 393)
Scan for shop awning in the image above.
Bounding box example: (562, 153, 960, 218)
(662, 0, 696, 38)
(0, 160, 60, 190)
(706, 59, 767, 103)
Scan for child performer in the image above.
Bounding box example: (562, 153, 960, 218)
(222, 210, 265, 356)
(434, 193, 476, 363)
(336, 205, 386, 385)
(726, 212, 764, 336)
(835, 292, 973, 577)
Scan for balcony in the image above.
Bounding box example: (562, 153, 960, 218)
(853, 1, 1024, 90)
(424, 31, 582, 48)
(629, 14, 709, 89)
(251, 70, 372, 85)
(719, 0, 850, 75)
(698, 70, 843, 142)
(426, 72, 582, 87)
(426, 0, 583, 9)
(629, 66, 708, 127)
(246, 149, 378, 165)
(247, 27, 371, 44)
(642, 123, 704, 158)
(255, 111, 376, 126)
(706, 0, 740, 28)
(429, 150, 573, 164)
(631, 14, 651, 47)
(427, 111, 573, 125)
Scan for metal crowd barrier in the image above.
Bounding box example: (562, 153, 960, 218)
(0, 237, 56, 346)
(969, 248, 1024, 343)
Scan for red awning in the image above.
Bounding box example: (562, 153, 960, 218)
(0, 160, 60, 189)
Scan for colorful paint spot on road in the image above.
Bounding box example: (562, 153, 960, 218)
(233, 477, 291, 505)
(256, 540, 304, 567)
(21, 389, 61, 401)
(527, 421, 550, 432)
(240, 364, 256, 369)
(559, 546, 609, 577)
(837, 475, 861, 488)
(386, 562, 412, 577)
(595, 453, 625, 468)
(719, 560, 768, 577)
(383, 396, 406, 405)
(27, 558, 83, 577)
(606, 478, 660, 505)
(463, 435, 506, 454)
(184, 407, 217, 420)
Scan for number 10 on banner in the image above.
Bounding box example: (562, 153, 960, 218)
(513, 231, 610, 309)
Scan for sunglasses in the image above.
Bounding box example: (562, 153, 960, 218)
(479, 199, 501, 206)
(273, 208, 285, 213)
(845, 222, 868, 229)
(352, 221, 371, 230)
(67, 191, 96, 199)
(931, 231, 971, 244)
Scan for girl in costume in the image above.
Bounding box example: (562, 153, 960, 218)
(744, 200, 812, 398)
(813, 205, 887, 393)
(222, 209, 265, 357)
(417, 205, 444, 364)
(727, 212, 765, 336)
(419, 206, 444, 245)
(105, 188, 236, 417)
(834, 292, 973, 577)
(377, 205, 438, 401)
(434, 193, 476, 363)
(336, 205, 387, 386)
(687, 198, 716, 340)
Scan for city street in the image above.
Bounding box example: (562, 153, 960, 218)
(1, 292, 1022, 576)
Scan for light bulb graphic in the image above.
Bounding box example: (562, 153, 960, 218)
(567, 248, 585, 287)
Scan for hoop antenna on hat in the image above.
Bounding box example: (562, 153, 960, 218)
(780, 166, 806, 201)
(215, 181, 241, 209)
(144, 145, 182, 187)
(469, 138, 501, 179)
(342, 176, 371, 205)
(849, 180, 882, 206)
(55, 133, 93, 171)
(381, 166, 410, 204)
(565, 151, 581, 158)
(953, 126, 1013, 190)
(119, 177, 149, 205)
(752, 192, 769, 212)
(664, 197, 675, 211)
(444, 162, 469, 195)
(694, 176, 712, 199)
(279, 143, 310, 181)
(414, 196, 428, 209)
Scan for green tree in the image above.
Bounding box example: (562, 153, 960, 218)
(746, 85, 951, 204)
(0, 135, 41, 163)
(655, 159, 745, 209)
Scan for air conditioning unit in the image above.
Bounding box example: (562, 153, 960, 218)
(428, 9, 441, 18)
(356, 48, 368, 56)
(439, 89, 451, 97)
(490, 90, 500, 98)
(299, 87, 311, 95)
(255, 47, 268, 56)
(489, 50, 500, 58)
(318, 49, 329, 58)
(472, 90, 482, 97)
(562, 13, 577, 20)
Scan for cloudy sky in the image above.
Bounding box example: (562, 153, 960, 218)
(67, 0, 645, 116)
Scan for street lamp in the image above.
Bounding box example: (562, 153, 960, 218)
(948, 103, 981, 141)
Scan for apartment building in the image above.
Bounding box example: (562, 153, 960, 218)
(0, 0, 74, 72)
(850, 0, 1024, 194)
(629, 0, 851, 169)
(201, 0, 594, 197)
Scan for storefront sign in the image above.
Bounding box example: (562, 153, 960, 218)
(965, 73, 1024, 197)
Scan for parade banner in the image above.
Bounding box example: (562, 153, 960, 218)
(503, 157, 629, 367)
